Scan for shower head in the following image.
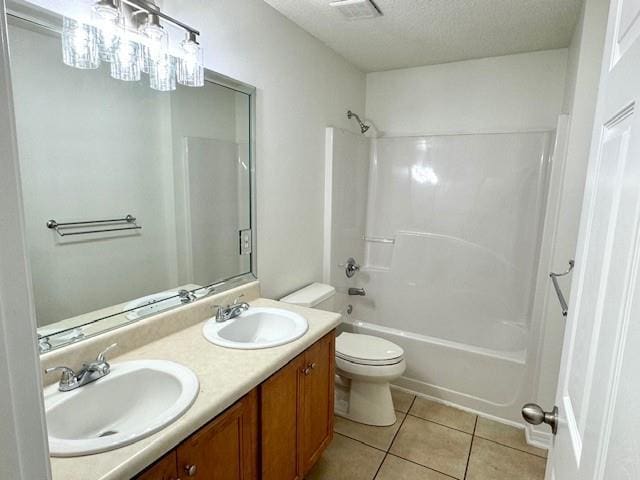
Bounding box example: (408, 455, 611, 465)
(347, 110, 370, 134)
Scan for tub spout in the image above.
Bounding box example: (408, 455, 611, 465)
(348, 288, 366, 296)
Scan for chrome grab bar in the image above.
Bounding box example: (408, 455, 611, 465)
(550, 260, 574, 317)
(46, 214, 142, 237)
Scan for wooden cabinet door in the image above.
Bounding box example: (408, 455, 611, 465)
(260, 354, 305, 480)
(135, 450, 178, 480)
(177, 390, 258, 480)
(300, 331, 335, 475)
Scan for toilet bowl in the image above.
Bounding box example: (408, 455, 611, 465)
(280, 283, 406, 427)
(334, 332, 405, 426)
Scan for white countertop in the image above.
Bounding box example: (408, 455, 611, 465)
(48, 298, 341, 480)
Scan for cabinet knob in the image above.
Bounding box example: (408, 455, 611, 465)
(185, 464, 197, 476)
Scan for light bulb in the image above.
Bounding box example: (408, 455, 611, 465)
(110, 34, 141, 81)
(61, 17, 100, 69)
(177, 32, 203, 87)
(149, 54, 176, 91)
(93, 0, 120, 62)
(140, 14, 168, 74)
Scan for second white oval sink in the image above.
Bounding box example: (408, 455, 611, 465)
(45, 360, 199, 457)
(202, 307, 308, 349)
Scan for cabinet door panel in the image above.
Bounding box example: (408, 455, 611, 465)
(134, 450, 178, 480)
(260, 354, 305, 480)
(177, 390, 257, 480)
(301, 331, 335, 474)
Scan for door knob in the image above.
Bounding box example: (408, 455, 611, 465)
(522, 403, 559, 435)
(184, 464, 197, 476)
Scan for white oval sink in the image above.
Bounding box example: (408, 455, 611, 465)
(203, 307, 308, 349)
(44, 360, 199, 457)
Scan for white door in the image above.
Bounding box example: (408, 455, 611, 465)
(547, 0, 640, 478)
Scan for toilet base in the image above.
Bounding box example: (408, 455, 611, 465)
(335, 377, 397, 427)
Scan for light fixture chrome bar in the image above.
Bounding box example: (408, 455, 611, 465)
(120, 0, 200, 36)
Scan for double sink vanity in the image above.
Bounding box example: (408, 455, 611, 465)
(41, 282, 340, 480)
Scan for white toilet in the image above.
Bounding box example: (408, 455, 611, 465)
(281, 283, 406, 427)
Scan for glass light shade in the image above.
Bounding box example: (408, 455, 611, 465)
(149, 54, 176, 91)
(110, 36, 141, 81)
(177, 38, 204, 87)
(140, 21, 168, 74)
(61, 17, 100, 69)
(93, 3, 120, 62)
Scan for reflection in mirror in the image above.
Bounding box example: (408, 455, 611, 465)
(7, 10, 255, 352)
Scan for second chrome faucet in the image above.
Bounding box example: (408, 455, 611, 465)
(215, 296, 250, 322)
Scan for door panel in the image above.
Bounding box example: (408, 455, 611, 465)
(550, 0, 640, 477)
(261, 354, 305, 480)
(301, 332, 335, 475)
(177, 391, 257, 480)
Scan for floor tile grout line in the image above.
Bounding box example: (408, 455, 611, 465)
(472, 435, 548, 459)
(404, 411, 547, 458)
(372, 396, 417, 480)
(405, 412, 476, 435)
(384, 452, 460, 480)
(463, 416, 478, 479)
(333, 431, 387, 454)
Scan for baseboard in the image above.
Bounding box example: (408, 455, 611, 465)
(525, 423, 554, 450)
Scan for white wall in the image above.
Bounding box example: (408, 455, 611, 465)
(365, 49, 568, 136)
(162, 0, 366, 300)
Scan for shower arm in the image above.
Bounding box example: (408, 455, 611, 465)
(347, 110, 370, 134)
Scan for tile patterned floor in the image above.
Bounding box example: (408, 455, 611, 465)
(306, 389, 547, 480)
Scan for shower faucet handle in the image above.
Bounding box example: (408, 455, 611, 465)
(339, 257, 360, 278)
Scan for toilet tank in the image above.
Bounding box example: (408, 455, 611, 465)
(280, 283, 336, 312)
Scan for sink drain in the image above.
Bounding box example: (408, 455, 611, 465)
(97, 430, 118, 438)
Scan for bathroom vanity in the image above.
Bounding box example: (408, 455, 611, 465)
(135, 331, 335, 480)
(42, 289, 340, 480)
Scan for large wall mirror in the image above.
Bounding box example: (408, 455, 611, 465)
(7, 5, 256, 352)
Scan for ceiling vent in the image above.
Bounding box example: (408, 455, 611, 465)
(329, 0, 382, 21)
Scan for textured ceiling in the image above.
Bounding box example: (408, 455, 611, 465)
(262, 0, 583, 72)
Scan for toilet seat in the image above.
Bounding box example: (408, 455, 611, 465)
(336, 333, 404, 366)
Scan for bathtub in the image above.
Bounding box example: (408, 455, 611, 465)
(318, 293, 529, 423)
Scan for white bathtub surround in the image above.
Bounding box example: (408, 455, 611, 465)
(325, 129, 554, 423)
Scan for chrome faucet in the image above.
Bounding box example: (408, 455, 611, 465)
(348, 287, 366, 296)
(45, 343, 117, 392)
(215, 296, 250, 322)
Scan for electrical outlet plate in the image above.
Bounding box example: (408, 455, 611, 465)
(239, 229, 252, 255)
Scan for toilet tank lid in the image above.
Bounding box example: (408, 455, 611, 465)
(280, 283, 336, 307)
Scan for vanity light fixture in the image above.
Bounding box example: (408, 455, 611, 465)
(61, 0, 203, 91)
